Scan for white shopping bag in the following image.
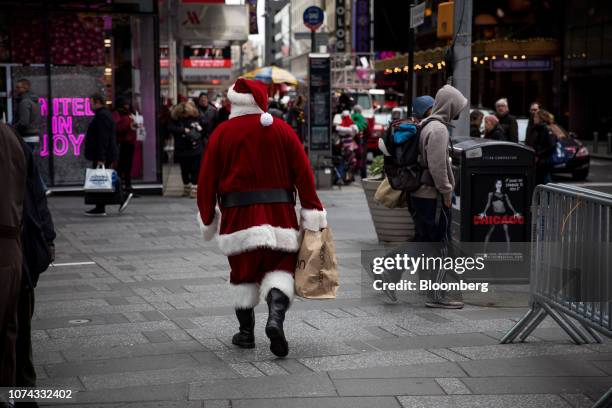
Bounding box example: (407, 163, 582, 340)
(132, 113, 146, 141)
(83, 166, 115, 192)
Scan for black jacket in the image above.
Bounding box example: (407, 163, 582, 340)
(470, 124, 481, 138)
(532, 123, 556, 164)
(168, 116, 204, 158)
(84, 107, 118, 164)
(20, 140, 56, 288)
(218, 106, 230, 124)
(197, 103, 218, 139)
(496, 113, 519, 143)
(484, 124, 507, 141)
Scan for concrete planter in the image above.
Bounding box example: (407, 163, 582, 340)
(362, 177, 415, 242)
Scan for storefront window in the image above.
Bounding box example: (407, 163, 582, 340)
(0, 5, 160, 188)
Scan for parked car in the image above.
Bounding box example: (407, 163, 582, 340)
(550, 134, 590, 180)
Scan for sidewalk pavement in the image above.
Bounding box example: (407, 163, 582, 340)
(581, 140, 612, 160)
(32, 184, 611, 407)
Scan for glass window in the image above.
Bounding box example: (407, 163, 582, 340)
(1, 8, 159, 187)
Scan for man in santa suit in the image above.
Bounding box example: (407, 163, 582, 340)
(197, 78, 327, 358)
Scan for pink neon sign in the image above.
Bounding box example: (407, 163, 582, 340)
(39, 97, 95, 157)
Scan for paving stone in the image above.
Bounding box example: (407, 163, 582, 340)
(213, 336, 359, 363)
(328, 361, 465, 379)
(334, 377, 444, 396)
(230, 397, 401, 408)
(37, 375, 84, 391)
(104, 297, 131, 306)
(45, 354, 199, 377)
(412, 311, 453, 323)
(173, 318, 199, 329)
(229, 363, 265, 377)
(427, 348, 471, 362)
(461, 376, 612, 397)
(560, 393, 595, 408)
(363, 326, 398, 338)
(34, 333, 150, 353)
(344, 340, 379, 352)
(364, 332, 497, 351)
(435, 377, 471, 395)
(61, 341, 204, 362)
(71, 383, 188, 403)
(189, 373, 337, 399)
(592, 360, 612, 375)
(252, 361, 288, 376)
(165, 329, 193, 341)
(450, 308, 529, 321)
(299, 349, 445, 372)
(450, 343, 593, 360)
(204, 401, 231, 408)
(33, 350, 65, 364)
(81, 364, 238, 390)
(459, 356, 608, 377)
(140, 310, 168, 321)
(274, 359, 314, 375)
(397, 394, 572, 408)
(46, 321, 179, 339)
(122, 312, 148, 323)
(142, 330, 173, 343)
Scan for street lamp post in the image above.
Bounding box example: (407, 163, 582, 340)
(407, 0, 414, 117)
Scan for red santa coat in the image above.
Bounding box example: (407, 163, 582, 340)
(196, 86, 326, 308)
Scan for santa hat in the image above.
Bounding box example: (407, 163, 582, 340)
(227, 78, 273, 126)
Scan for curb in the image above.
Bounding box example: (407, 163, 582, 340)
(590, 153, 612, 161)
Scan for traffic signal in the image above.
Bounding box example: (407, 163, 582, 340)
(437, 1, 454, 40)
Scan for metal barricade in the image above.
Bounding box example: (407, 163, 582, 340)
(500, 183, 612, 408)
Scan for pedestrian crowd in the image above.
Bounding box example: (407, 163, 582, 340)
(470, 98, 562, 185)
(163, 92, 306, 198)
(332, 94, 370, 185)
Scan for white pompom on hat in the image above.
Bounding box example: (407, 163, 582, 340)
(228, 78, 274, 127)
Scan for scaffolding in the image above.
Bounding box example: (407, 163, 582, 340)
(330, 52, 376, 91)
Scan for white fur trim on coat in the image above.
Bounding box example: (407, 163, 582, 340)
(229, 282, 260, 309)
(198, 207, 221, 241)
(229, 104, 264, 119)
(336, 125, 358, 136)
(217, 225, 300, 256)
(300, 208, 328, 231)
(259, 270, 295, 305)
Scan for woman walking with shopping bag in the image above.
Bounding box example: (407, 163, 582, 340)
(197, 78, 328, 358)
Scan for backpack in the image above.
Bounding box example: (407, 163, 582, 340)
(383, 118, 441, 192)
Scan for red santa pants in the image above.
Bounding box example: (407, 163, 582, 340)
(228, 248, 296, 284)
(227, 248, 297, 309)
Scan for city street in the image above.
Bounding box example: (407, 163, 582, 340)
(33, 183, 612, 408)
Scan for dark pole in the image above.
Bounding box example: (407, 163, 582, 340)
(311, 29, 316, 53)
(406, 0, 415, 117)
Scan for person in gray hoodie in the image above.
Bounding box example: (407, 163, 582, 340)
(412, 84, 468, 309)
(12, 79, 41, 147)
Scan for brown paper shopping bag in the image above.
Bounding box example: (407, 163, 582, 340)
(374, 176, 407, 209)
(295, 227, 339, 299)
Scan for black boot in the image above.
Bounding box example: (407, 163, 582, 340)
(265, 288, 290, 358)
(231, 308, 255, 349)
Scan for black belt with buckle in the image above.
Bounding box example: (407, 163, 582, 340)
(0, 224, 20, 240)
(219, 189, 295, 208)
